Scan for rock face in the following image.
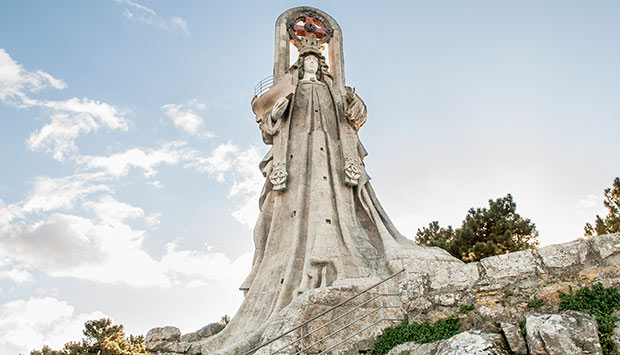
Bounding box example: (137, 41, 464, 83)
(146, 233, 620, 354)
(399, 233, 620, 331)
(613, 310, 620, 353)
(145, 321, 226, 355)
(500, 322, 527, 355)
(526, 311, 602, 355)
(145, 327, 188, 354)
(387, 330, 508, 355)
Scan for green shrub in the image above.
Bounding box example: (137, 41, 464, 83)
(528, 296, 543, 308)
(459, 304, 475, 314)
(518, 319, 526, 337)
(370, 315, 460, 355)
(559, 283, 620, 355)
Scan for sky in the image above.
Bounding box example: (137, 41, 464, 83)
(0, 0, 618, 353)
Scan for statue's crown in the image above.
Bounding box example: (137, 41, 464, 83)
(293, 34, 325, 56)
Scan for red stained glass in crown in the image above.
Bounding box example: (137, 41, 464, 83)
(293, 16, 328, 39)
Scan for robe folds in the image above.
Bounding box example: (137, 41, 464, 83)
(229, 73, 411, 338)
(200, 69, 459, 355)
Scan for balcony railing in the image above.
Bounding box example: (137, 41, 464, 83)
(254, 75, 274, 98)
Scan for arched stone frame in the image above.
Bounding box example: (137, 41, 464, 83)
(273, 7, 346, 93)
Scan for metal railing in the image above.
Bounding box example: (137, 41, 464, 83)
(254, 75, 274, 98)
(244, 269, 405, 355)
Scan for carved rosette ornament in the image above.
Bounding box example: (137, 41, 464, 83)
(343, 157, 362, 186)
(286, 12, 333, 44)
(269, 162, 288, 191)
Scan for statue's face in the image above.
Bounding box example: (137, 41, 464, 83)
(304, 55, 319, 75)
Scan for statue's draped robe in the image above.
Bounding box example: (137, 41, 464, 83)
(217, 75, 412, 344)
(199, 69, 460, 355)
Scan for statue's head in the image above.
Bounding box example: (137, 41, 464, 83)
(297, 53, 328, 81)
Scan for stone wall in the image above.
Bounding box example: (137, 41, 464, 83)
(393, 232, 620, 354)
(398, 233, 620, 329)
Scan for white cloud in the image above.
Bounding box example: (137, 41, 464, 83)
(0, 259, 33, 283)
(25, 98, 129, 161)
(116, 0, 155, 15)
(26, 113, 99, 161)
(0, 209, 169, 287)
(0, 48, 129, 161)
(0, 49, 66, 103)
(37, 97, 128, 130)
(0, 188, 252, 288)
(575, 193, 607, 231)
(161, 242, 252, 285)
(184, 142, 264, 228)
(0, 297, 106, 354)
(80, 141, 193, 178)
(115, 0, 191, 37)
(84, 195, 144, 226)
(78, 140, 265, 228)
(227, 147, 264, 228)
(577, 194, 599, 210)
(162, 103, 213, 137)
(145, 212, 162, 229)
(185, 142, 240, 182)
(170, 17, 190, 38)
(0, 173, 111, 227)
(20, 173, 110, 215)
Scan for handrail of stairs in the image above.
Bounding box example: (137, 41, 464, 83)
(243, 268, 405, 355)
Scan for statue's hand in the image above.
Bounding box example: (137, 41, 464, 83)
(271, 97, 289, 121)
(346, 97, 365, 121)
(344, 87, 367, 130)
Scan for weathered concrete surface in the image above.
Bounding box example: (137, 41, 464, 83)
(250, 277, 401, 355)
(526, 311, 602, 355)
(387, 330, 508, 355)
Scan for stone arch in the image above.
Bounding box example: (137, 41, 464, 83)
(273, 7, 345, 92)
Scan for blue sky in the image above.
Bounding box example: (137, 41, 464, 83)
(0, 0, 619, 353)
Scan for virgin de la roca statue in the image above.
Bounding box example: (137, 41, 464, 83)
(146, 7, 459, 355)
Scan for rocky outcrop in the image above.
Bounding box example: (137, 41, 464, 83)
(385, 312, 605, 355)
(146, 233, 620, 354)
(146, 321, 227, 355)
(398, 233, 620, 331)
(500, 322, 527, 355)
(525, 311, 602, 355)
(387, 330, 508, 355)
(145, 326, 187, 354)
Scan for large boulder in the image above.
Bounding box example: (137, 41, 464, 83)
(526, 311, 602, 355)
(500, 322, 527, 355)
(387, 330, 508, 355)
(145, 326, 190, 354)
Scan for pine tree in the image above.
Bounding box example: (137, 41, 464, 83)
(30, 318, 146, 355)
(415, 194, 539, 262)
(584, 177, 620, 237)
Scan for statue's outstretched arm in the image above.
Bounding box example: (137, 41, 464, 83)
(345, 86, 367, 131)
(257, 97, 289, 144)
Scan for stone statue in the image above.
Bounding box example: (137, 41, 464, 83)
(158, 7, 459, 354)
(240, 10, 413, 323)
(143, 10, 620, 354)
